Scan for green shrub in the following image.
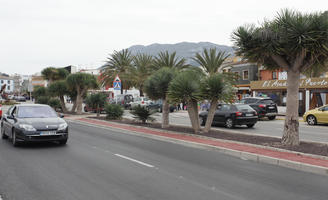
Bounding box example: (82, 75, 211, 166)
(105, 104, 124, 120)
(48, 98, 61, 111)
(36, 96, 50, 104)
(130, 105, 155, 123)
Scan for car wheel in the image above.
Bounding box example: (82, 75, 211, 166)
(306, 115, 317, 125)
(268, 116, 276, 120)
(11, 129, 19, 147)
(247, 124, 255, 128)
(225, 118, 234, 129)
(84, 106, 88, 112)
(200, 117, 206, 126)
(58, 139, 67, 145)
(1, 126, 8, 139)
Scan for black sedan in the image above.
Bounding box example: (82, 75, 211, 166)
(239, 97, 278, 120)
(199, 104, 258, 128)
(1, 104, 68, 146)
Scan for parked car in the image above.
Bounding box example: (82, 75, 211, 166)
(15, 96, 26, 102)
(147, 99, 176, 112)
(83, 104, 105, 113)
(303, 104, 328, 125)
(1, 104, 68, 146)
(113, 94, 134, 109)
(239, 97, 278, 120)
(199, 104, 258, 128)
(130, 97, 153, 108)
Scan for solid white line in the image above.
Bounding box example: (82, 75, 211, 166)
(114, 154, 154, 168)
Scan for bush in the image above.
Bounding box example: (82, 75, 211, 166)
(48, 98, 61, 111)
(130, 105, 155, 123)
(105, 104, 124, 120)
(36, 96, 50, 104)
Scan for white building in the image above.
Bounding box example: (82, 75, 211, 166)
(0, 76, 14, 93)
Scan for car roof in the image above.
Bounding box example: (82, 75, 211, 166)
(15, 104, 50, 107)
(243, 97, 272, 100)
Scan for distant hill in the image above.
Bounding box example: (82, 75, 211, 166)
(127, 42, 234, 66)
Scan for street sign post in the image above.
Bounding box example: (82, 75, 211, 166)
(113, 75, 121, 91)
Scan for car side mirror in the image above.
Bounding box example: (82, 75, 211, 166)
(7, 115, 14, 120)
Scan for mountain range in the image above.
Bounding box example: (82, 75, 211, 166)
(127, 42, 235, 66)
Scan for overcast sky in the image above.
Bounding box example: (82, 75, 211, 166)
(0, 0, 327, 75)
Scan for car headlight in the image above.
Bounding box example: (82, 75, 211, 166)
(19, 124, 36, 131)
(58, 123, 68, 131)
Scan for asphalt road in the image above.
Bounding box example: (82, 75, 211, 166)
(0, 121, 327, 200)
(125, 111, 328, 143)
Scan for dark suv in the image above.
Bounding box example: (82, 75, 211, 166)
(239, 97, 278, 120)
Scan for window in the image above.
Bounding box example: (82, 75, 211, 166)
(1, 80, 3, 84)
(7, 80, 10, 84)
(272, 71, 277, 80)
(7, 86, 10, 90)
(243, 70, 249, 80)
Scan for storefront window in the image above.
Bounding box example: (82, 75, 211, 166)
(272, 71, 277, 80)
(243, 70, 249, 80)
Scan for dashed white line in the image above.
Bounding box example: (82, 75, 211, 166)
(114, 154, 154, 168)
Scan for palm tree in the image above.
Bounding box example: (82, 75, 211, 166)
(193, 48, 232, 133)
(144, 67, 177, 128)
(41, 67, 69, 83)
(232, 9, 328, 146)
(130, 54, 155, 96)
(101, 49, 133, 94)
(66, 73, 98, 114)
(154, 51, 189, 70)
(193, 48, 229, 75)
(168, 70, 202, 133)
(48, 80, 69, 113)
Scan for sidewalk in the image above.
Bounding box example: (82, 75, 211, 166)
(66, 116, 328, 176)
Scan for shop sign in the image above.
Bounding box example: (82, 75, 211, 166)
(251, 78, 328, 90)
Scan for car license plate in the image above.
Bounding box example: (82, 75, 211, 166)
(246, 114, 253, 117)
(40, 131, 57, 136)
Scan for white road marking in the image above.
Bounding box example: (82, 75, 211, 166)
(0, 195, 3, 200)
(114, 154, 154, 168)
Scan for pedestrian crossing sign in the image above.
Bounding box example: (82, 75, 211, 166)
(113, 75, 121, 90)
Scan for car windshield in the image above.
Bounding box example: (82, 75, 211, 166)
(18, 106, 58, 118)
(236, 104, 254, 112)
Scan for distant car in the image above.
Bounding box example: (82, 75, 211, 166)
(1, 104, 68, 146)
(239, 97, 278, 120)
(15, 96, 26, 102)
(130, 97, 153, 108)
(113, 94, 134, 109)
(83, 104, 105, 113)
(303, 105, 328, 125)
(147, 99, 176, 112)
(199, 104, 258, 128)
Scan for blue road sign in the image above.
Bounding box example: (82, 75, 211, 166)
(113, 81, 121, 90)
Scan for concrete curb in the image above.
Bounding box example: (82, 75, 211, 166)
(66, 117, 328, 176)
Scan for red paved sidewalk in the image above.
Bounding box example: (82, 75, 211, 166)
(76, 118, 328, 168)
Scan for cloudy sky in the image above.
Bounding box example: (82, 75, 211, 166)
(0, 0, 326, 75)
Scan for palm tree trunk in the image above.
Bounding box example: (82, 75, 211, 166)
(203, 98, 218, 133)
(187, 100, 200, 133)
(97, 104, 100, 118)
(282, 69, 300, 146)
(76, 93, 83, 115)
(161, 98, 169, 128)
(71, 99, 77, 113)
(59, 96, 68, 113)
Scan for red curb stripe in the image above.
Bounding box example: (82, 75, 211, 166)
(76, 118, 328, 168)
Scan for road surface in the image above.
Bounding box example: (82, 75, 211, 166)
(0, 121, 327, 200)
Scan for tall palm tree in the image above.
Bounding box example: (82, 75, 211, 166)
(129, 54, 155, 96)
(232, 9, 328, 146)
(168, 70, 203, 133)
(144, 67, 177, 128)
(101, 49, 133, 94)
(154, 51, 189, 70)
(193, 48, 232, 133)
(193, 48, 229, 75)
(66, 73, 98, 114)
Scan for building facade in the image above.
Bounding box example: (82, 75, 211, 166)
(0, 76, 14, 93)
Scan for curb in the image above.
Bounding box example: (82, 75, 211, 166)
(66, 117, 328, 176)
